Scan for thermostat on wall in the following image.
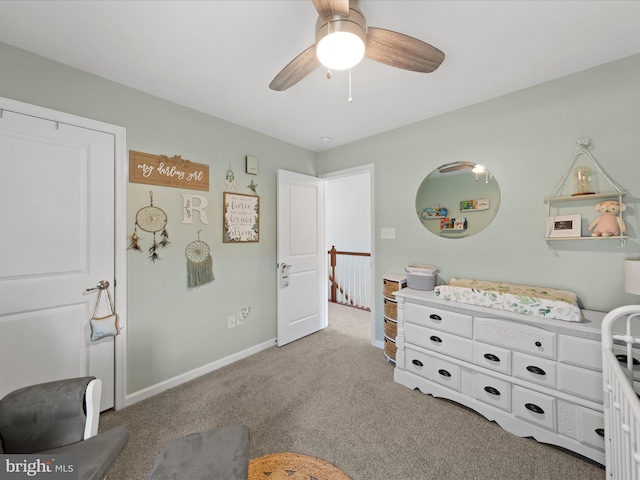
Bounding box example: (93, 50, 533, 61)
(246, 155, 259, 175)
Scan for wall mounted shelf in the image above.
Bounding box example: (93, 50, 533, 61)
(544, 138, 627, 247)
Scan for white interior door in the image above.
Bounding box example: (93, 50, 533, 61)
(0, 107, 116, 410)
(276, 169, 326, 347)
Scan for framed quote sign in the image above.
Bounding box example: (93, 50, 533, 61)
(129, 150, 209, 191)
(223, 192, 259, 243)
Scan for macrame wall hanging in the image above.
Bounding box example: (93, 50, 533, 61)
(128, 190, 170, 262)
(185, 230, 214, 288)
(224, 164, 239, 191)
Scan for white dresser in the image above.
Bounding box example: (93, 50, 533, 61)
(393, 288, 616, 464)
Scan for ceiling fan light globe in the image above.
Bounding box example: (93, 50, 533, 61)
(316, 32, 365, 70)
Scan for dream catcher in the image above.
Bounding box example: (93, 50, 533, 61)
(185, 230, 214, 288)
(129, 191, 170, 262)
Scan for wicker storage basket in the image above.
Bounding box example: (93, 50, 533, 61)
(383, 274, 407, 298)
(384, 316, 397, 339)
(384, 337, 397, 361)
(384, 297, 397, 320)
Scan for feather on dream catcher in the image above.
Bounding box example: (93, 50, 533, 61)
(129, 191, 170, 262)
(185, 230, 214, 288)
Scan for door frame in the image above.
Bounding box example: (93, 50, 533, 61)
(320, 164, 377, 347)
(0, 96, 128, 410)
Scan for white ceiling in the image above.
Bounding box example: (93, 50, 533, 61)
(0, 1, 639, 152)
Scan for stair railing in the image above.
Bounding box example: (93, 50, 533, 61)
(328, 245, 371, 311)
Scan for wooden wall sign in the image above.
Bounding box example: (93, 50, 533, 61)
(129, 150, 209, 191)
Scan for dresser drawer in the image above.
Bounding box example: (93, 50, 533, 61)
(474, 317, 556, 360)
(579, 406, 605, 450)
(612, 345, 640, 382)
(475, 372, 511, 412)
(513, 352, 556, 388)
(404, 347, 431, 381)
(405, 303, 472, 338)
(474, 342, 511, 375)
(560, 334, 640, 379)
(558, 335, 601, 371)
(513, 385, 556, 431)
(431, 357, 461, 391)
(557, 363, 602, 402)
(406, 323, 473, 362)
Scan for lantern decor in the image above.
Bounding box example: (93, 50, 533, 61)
(128, 190, 170, 262)
(572, 166, 595, 196)
(185, 230, 214, 288)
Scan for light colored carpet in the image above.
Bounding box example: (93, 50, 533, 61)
(100, 302, 604, 480)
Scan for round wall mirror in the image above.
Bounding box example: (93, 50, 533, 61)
(416, 162, 500, 238)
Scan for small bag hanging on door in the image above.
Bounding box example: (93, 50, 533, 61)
(90, 287, 119, 341)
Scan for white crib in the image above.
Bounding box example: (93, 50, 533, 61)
(602, 305, 640, 479)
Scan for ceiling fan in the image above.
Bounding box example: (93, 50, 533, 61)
(437, 162, 476, 174)
(269, 0, 445, 91)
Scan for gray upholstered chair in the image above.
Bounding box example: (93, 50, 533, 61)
(0, 376, 129, 480)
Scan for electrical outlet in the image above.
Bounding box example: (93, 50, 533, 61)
(227, 315, 236, 329)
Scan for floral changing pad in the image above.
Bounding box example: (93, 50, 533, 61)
(434, 278, 582, 322)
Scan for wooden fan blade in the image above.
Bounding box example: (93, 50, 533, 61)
(269, 45, 321, 91)
(439, 162, 474, 173)
(365, 27, 445, 73)
(312, 0, 350, 18)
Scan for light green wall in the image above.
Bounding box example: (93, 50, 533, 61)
(317, 54, 640, 341)
(0, 42, 316, 394)
(3, 40, 640, 389)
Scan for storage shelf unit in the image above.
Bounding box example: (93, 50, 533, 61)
(382, 274, 406, 363)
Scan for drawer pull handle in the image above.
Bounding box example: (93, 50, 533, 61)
(412, 359, 424, 367)
(430, 335, 442, 343)
(595, 428, 605, 438)
(525, 403, 545, 415)
(616, 354, 640, 366)
(534, 341, 542, 347)
(483, 353, 500, 362)
(484, 386, 501, 396)
(526, 365, 547, 376)
(429, 314, 442, 321)
(438, 369, 451, 377)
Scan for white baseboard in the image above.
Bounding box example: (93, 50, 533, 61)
(372, 339, 384, 349)
(125, 338, 276, 407)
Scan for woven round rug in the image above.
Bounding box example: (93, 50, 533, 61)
(248, 452, 351, 480)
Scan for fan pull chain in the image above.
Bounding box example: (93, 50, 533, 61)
(348, 69, 353, 104)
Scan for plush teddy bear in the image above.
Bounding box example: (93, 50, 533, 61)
(588, 200, 627, 237)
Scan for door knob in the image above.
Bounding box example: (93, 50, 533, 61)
(85, 280, 110, 292)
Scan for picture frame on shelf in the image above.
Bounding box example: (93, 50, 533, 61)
(547, 214, 581, 238)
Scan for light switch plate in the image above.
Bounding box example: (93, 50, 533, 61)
(381, 227, 396, 239)
(246, 155, 258, 175)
